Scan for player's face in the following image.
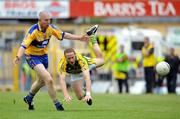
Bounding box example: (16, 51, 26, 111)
(144, 38, 149, 47)
(120, 45, 124, 52)
(65, 52, 76, 65)
(41, 19, 51, 29)
(169, 48, 175, 55)
(39, 14, 51, 30)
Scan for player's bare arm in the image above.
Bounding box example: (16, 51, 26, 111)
(13, 46, 25, 65)
(64, 32, 89, 42)
(82, 69, 92, 102)
(59, 72, 72, 102)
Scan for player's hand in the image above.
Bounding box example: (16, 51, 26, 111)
(79, 34, 90, 42)
(82, 95, 92, 102)
(64, 95, 72, 102)
(13, 56, 20, 65)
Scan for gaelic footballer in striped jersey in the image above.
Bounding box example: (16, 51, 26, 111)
(58, 32, 104, 107)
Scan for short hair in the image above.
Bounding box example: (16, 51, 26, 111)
(37, 10, 51, 20)
(144, 36, 149, 41)
(120, 44, 124, 49)
(64, 48, 76, 56)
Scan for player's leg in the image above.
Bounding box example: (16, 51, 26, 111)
(117, 79, 123, 93)
(72, 80, 84, 100)
(90, 34, 104, 68)
(34, 64, 64, 110)
(72, 79, 93, 106)
(123, 79, 129, 93)
(124, 73, 129, 93)
(24, 77, 45, 110)
(23, 56, 46, 110)
(24, 55, 64, 111)
(29, 78, 45, 94)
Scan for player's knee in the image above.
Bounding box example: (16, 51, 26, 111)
(99, 58, 105, 66)
(96, 58, 105, 68)
(40, 81, 45, 87)
(45, 77, 54, 86)
(101, 58, 105, 65)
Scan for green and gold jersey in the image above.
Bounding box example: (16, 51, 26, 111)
(58, 53, 90, 74)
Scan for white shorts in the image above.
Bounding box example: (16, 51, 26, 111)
(70, 64, 96, 82)
(70, 73, 83, 82)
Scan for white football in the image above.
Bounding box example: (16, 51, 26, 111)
(156, 61, 170, 76)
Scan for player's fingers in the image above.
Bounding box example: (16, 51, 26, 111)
(65, 99, 70, 102)
(66, 99, 70, 102)
(83, 35, 90, 41)
(14, 60, 18, 65)
(15, 59, 20, 64)
(66, 96, 72, 102)
(87, 97, 91, 102)
(13, 59, 17, 65)
(82, 97, 90, 102)
(68, 97, 72, 102)
(16, 60, 19, 64)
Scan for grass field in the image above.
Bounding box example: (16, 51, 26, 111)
(0, 92, 180, 119)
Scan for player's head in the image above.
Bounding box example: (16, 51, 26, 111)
(169, 47, 175, 55)
(144, 36, 150, 46)
(64, 48, 76, 65)
(120, 44, 124, 52)
(38, 11, 52, 30)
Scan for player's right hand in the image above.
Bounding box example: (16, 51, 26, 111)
(13, 56, 20, 65)
(82, 95, 92, 102)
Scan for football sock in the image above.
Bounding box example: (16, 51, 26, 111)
(90, 34, 97, 45)
(54, 101, 64, 111)
(54, 101, 62, 109)
(27, 92, 35, 101)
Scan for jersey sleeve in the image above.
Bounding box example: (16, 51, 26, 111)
(21, 32, 35, 49)
(58, 57, 67, 74)
(50, 24, 65, 40)
(77, 54, 89, 71)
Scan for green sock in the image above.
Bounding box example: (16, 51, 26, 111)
(90, 34, 97, 45)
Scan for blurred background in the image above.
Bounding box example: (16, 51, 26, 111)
(0, 0, 179, 95)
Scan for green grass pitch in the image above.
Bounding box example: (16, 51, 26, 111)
(0, 92, 180, 119)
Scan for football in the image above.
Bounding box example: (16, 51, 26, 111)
(155, 61, 170, 76)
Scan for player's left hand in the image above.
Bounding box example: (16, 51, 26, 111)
(82, 95, 92, 102)
(64, 95, 72, 102)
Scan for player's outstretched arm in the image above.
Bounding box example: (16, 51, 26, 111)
(82, 69, 92, 102)
(64, 32, 89, 42)
(62, 25, 99, 42)
(59, 73, 72, 102)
